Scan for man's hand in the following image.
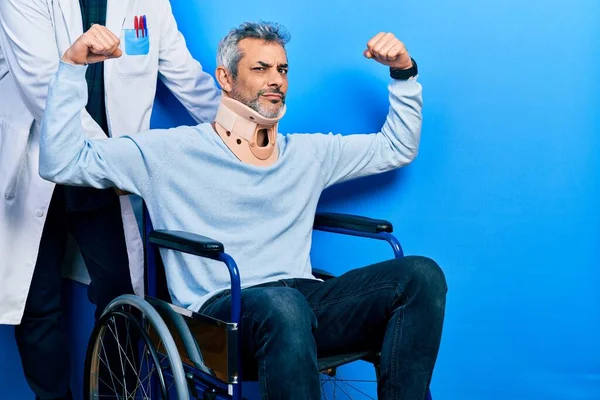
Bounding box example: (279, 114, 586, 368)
(364, 32, 413, 70)
(61, 25, 122, 66)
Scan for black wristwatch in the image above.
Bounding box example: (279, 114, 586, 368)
(390, 58, 418, 80)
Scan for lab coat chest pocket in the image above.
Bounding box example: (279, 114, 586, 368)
(116, 15, 154, 78)
(0, 119, 30, 199)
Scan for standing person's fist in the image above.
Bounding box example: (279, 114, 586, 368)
(62, 24, 122, 65)
(364, 32, 413, 70)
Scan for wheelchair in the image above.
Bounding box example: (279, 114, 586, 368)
(83, 207, 435, 400)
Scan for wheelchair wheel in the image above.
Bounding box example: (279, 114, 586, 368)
(320, 365, 433, 400)
(320, 363, 378, 400)
(83, 294, 190, 399)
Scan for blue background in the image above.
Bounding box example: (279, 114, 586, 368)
(1, 0, 599, 398)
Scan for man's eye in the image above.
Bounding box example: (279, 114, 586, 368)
(253, 67, 265, 71)
(279, 69, 288, 74)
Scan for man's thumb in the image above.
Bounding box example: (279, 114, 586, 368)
(111, 48, 123, 58)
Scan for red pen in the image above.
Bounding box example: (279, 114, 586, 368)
(134, 16, 139, 38)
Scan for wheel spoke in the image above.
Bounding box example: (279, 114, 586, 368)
(321, 372, 377, 400)
(88, 311, 173, 400)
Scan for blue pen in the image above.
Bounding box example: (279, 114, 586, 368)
(143, 15, 148, 37)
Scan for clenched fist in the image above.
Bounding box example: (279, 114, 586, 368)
(62, 24, 122, 65)
(364, 32, 413, 70)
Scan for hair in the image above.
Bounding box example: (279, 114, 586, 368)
(217, 21, 291, 79)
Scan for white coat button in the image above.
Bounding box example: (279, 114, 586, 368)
(34, 209, 44, 218)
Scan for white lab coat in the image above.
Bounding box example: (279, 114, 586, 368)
(0, 0, 220, 324)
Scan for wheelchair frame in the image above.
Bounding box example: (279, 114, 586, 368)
(83, 208, 434, 400)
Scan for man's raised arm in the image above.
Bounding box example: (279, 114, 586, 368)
(306, 32, 423, 188)
(40, 25, 167, 196)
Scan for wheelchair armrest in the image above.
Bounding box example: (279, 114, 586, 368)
(148, 230, 242, 325)
(149, 230, 224, 261)
(314, 212, 393, 234)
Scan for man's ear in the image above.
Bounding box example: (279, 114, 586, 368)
(216, 66, 233, 93)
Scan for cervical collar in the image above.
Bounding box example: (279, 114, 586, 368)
(214, 94, 286, 166)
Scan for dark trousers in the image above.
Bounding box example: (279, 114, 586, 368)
(14, 185, 134, 400)
(201, 256, 447, 400)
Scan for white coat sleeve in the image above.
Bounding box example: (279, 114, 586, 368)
(306, 78, 423, 189)
(0, 0, 105, 136)
(156, 0, 221, 124)
(39, 61, 181, 197)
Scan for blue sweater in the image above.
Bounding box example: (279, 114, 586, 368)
(40, 61, 423, 311)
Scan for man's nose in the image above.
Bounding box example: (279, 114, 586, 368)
(267, 69, 284, 87)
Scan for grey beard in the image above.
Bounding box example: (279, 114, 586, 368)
(231, 88, 285, 119)
(246, 98, 283, 119)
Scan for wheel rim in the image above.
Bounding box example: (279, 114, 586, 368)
(86, 308, 169, 399)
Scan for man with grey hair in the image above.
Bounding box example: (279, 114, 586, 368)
(39, 21, 446, 400)
(215, 22, 291, 119)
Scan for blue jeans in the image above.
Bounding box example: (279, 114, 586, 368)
(200, 256, 447, 400)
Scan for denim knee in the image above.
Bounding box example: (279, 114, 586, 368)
(248, 288, 317, 349)
(391, 256, 447, 310)
(260, 288, 316, 329)
(408, 256, 446, 291)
